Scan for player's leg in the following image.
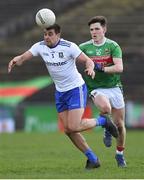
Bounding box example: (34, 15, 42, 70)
(66, 108, 96, 131)
(107, 87, 127, 167)
(55, 84, 117, 169)
(112, 107, 127, 167)
(65, 108, 118, 138)
(66, 132, 101, 169)
(112, 108, 126, 147)
(91, 92, 113, 147)
(59, 110, 90, 152)
(65, 84, 118, 137)
(55, 85, 96, 153)
(91, 92, 111, 115)
(57, 86, 113, 169)
(59, 111, 89, 153)
(59, 110, 100, 169)
(65, 107, 118, 168)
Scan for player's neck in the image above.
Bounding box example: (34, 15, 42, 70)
(53, 38, 60, 47)
(93, 37, 106, 46)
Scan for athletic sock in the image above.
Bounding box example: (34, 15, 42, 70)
(116, 146, 125, 155)
(84, 149, 98, 163)
(96, 115, 106, 126)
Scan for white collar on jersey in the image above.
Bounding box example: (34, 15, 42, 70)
(92, 37, 106, 46)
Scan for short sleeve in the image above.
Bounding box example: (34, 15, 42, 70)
(111, 43, 122, 58)
(29, 42, 40, 57)
(70, 42, 82, 59)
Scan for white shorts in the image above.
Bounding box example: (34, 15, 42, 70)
(90, 87, 125, 109)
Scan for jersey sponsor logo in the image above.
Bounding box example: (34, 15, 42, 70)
(45, 61, 67, 66)
(90, 56, 113, 62)
(90, 55, 113, 66)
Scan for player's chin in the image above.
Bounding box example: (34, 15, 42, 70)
(92, 36, 99, 41)
(46, 42, 52, 47)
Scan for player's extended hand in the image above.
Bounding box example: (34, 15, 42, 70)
(8, 56, 22, 73)
(8, 59, 16, 73)
(85, 68, 95, 79)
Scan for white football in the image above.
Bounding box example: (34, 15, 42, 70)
(35, 8, 56, 28)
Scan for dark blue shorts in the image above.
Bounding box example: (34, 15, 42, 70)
(55, 83, 87, 113)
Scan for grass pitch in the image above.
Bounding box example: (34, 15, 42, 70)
(0, 129, 144, 179)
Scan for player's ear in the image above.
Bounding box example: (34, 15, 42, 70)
(57, 32, 61, 38)
(103, 26, 107, 33)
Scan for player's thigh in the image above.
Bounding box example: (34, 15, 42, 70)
(92, 94, 111, 113)
(67, 108, 85, 129)
(59, 110, 68, 128)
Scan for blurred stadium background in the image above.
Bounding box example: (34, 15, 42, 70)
(0, 0, 144, 133)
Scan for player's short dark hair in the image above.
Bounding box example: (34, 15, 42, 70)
(88, 16, 107, 27)
(46, 24, 61, 34)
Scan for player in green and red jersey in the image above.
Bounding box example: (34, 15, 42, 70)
(79, 16, 127, 167)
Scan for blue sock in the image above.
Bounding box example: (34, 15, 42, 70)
(84, 149, 98, 163)
(96, 115, 106, 126)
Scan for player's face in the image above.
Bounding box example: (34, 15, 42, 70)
(89, 23, 106, 44)
(44, 29, 60, 47)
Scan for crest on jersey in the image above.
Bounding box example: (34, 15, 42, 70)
(59, 52, 64, 58)
(95, 49, 102, 55)
(105, 48, 110, 54)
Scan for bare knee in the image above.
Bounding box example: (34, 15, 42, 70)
(100, 104, 111, 114)
(64, 124, 79, 133)
(62, 123, 77, 133)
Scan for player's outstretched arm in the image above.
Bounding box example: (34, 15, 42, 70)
(8, 51, 33, 73)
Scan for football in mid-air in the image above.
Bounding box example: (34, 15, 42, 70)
(35, 8, 56, 28)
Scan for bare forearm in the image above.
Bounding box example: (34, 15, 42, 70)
(86, 59, 94, 70)
(8, 51, 33, 73)
(104, 64, 123, 73)
(104, 57, 123, 73)
(14, 55, 25, 66)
